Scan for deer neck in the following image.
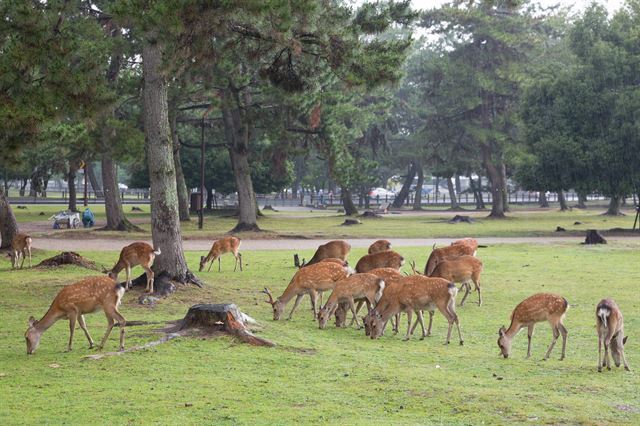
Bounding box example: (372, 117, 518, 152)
(377, 300, 400, 323)
(504, 320, 522, 339)
(278, 281, 303, 304)
(35, 307, 64, 334)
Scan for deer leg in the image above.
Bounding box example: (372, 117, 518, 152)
(403, 310, 413, 341)
(475, 280, 482, 306)
(20, 250, 26, 269)
(426, 310, 434, 337)
(598, 334, 604, 372)
(558, 323, 568, 360)
(459, 281, 471, 306)
(618, 335, 631, 371)
(238, 253, 242, 271)
(98, 316, 115, 350)
(67, 314, 77, 352)
(207, 257, 215, 272)
(287, 294, 304, 320)
(526, 324, 535, 358)
(309, 290, 319, 321)
(349, 300, 365, 326)
(143, 267, 154, 293)
(77, 314, 95, 349)
(348, 299, 360, 328)
(218, 257, 222, 272)
(27, 247, 32, 268)
(416, 311, 427, 340)
(111, 310, 127, 352)
(544, 325, 560, 360)
(125, 264, 131, 290)
(393, 313, 400, 334)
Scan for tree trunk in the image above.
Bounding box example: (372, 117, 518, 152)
(0, 188, 19, 249)
(558, 189, 568, 211)
(413, 166, 424, 210)
(455, 175, 461, 194)
(292, 156, 305, 200)
(501, 163, 510, 212)
(577, 192, 587, 209)
(481, 145, 506, 218)
(342, 187, 358, 216)
(205, 186, 213, 210)
(392, 162, 417, 208)
(67, 162, 78, 212)
(604, 195, 622, 216)
(102, 154, 140, 231)
(143, 38, 190, 282)
(19, 178, 27, 197)
(87, 162, 103, 198)
(447, 176, 459, 210)
(468, 175, 485, 210)
(539, 191, 549, 208)
(170, 110, 190, 221)
(477, 176, 486, 209)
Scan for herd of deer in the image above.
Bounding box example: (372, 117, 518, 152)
(12, 231, 630, 372)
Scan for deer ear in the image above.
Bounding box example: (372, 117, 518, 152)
(499, 326, 506, 336)
(28, 316, 37, 326)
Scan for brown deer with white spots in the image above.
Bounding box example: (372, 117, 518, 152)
(24, 276, 127, 354)
(424, 243, 475, 275)
(430, 256, 484, 306)
(497, 293, 568, 360)
(355, 250, 404, 273)
(368, 239, 391, 254)
(199, 236, 242, 272)
(302, 240, 351, 267)
(108, 242, 160, 293)
(451, 238, 479, 253)
(262, 262, 350, 321)
(596, 299, 630, 372)
(11, 232, 32, 269)
(317, 273, 385, 329)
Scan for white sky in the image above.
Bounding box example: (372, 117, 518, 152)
(410, 0, 625, 15)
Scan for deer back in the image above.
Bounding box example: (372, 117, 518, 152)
(11, 233, 32, 250)
(424, 244, 475, 275)
(355, 250, 404, 273)
(368, 239, 392, 254)
(431, 255, 482, 282)
(211, 236, 241, 257)
(511, 293, 568, 326)
(305, 240, 351, 266)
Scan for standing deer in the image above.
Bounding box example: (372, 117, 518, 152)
(24, 276, 127, 354)
(368, 239, 391, 254)
(262, 262, 350, 321)
(429, 256, 484, 306)
(365, 275, 463, 344)
(451, 238, 479, 253)
(596, 299, 630, 372)
(11, 233, 32, 269)
(317, 273, 385, 329)
(355, 250, 404, 273)
(424, 244, 475, 275)
(199, 236, 242, 272)
(108, 242, 160, 293)
(497, 293, 568, 360)
(302, 240, 351, 267)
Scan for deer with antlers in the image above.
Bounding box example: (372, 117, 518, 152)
(497, 293, 569, 360)
(262, 262, 350, 321)
(24, 276, 127, 354)
(596, 299, 630, 372)
(108, 242, 160, 293)
(199, 236, 242, 272)
(10, 232, 32, 269)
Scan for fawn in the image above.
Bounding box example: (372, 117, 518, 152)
(596, 299, 630, 372)
(355, 250, 404, 273)
(108, 242, 160, 293)
(11, 233, 32, 269)
(368, 239, 392, 254)
(302, 240, 351, 267)
(199, 236, 242, 272)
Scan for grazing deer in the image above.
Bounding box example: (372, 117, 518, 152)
(317, 273, 385, 329)
(302, 240, 351, 267)
(108, 242, 160, 293)
(24, 276, 127, 354)
(355, 250, 404, 273)
(451, 238, 479, 253)
(365, 275, 463, 344)
(429, 256, 484, 306)
(199, 236, 242, 272)
(11, 233, 32, 269)
(262, 262, 350, 321)
(596, 299, 630, 372)
(368, 239, 391, 254)
(497, 293, 568, 360)
(424, 244, 475, 275)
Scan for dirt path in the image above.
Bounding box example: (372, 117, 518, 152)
(30, 236, 638, 251)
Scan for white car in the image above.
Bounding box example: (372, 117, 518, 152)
(368, 187, 396, 198)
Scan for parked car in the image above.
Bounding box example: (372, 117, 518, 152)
(368, 187, 396, 198)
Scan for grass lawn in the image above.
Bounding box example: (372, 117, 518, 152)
(1, 242, 638, 424)
(10, 203, 638, 240)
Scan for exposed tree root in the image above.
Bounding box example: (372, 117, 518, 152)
(35, 252, 99, 270)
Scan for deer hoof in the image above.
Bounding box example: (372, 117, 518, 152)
(459, 340, 464, 346)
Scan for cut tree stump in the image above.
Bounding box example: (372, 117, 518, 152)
(35, 252, 99, 270)
(584, 230, 607, 244)
(448, 215, 475, 224)
(172, 304, 275, 347)
(556, 226, 566, 232)
(341, 219, 362, 226)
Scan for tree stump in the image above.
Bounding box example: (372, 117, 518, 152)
(262, 205, 278, 212)
(35, 252, 99, 270)
(293, 254, 305, 268)
(174, 304, 275, 347)
(584, 230, 607, 244)
(341, 219, 362, 226)
(130, 271, 177, 296)
(556, 226, 566, 232)
(359, 211, 382, 218)
(448, 215, 475, 224)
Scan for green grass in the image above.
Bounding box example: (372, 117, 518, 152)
(11, 203, 638, 240)
(1, 242, 639, 424)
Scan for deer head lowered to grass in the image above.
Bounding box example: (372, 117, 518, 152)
(199, 236, 242, 272)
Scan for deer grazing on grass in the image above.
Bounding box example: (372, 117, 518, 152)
(262, 262, 350, 321)
(365, 275, 463, 344)
(317, 273, 385, 329)
(199, 236, 242, 272)
(24, 276, 127, 354)
(424, 243, 475, 275)
(355, 250, 404, 273)
(368, 239, 391, 254)
(302, 240, 351, 267)
(497, 293, 568, 360)
(428, 256, 484, 306)
(596, 299, 630, 372)
(11, 233, 32, 269)
(108, 242, 160, 293)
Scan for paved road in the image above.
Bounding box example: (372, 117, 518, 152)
(30, 236, 638, 251)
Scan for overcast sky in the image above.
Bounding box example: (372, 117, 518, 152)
(409, 0, 625, 15)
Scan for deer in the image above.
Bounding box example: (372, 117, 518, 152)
(108, 242, 160, 293)
(365, 275, 463, 344)
(429, 256, 484, 306)
(24, 275, 127, 354)
(368, 239, 391, 254)
(11, 232, 33, 269)
(451, 238, 479, 253)
(596, 299, 630, 372)
(355, 250, 404, 273)
(199, 236, 242, 272)
(424, 243, 475, 275)
(262, 262, 350, 321)
(497, 293, 569, 360)
(317, 273, 385, 329)
(301, 240, 351, 267)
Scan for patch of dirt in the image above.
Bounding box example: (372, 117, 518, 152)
(614, 404, 640, 413)
(281, 346, 318, 355)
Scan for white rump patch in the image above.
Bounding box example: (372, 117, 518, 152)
(448, 285, 459, 297)
(598, 308, 610, 328)
(375, 280, 386, 303)
(346, 266, 356, 276)
(154, 248, 162, 255)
